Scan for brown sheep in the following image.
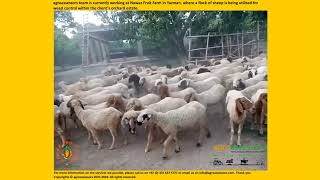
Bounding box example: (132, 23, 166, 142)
(251, 89, 268, 135)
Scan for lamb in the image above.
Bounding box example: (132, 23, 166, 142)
(226, 90, 253, 146)
(251, 89, 268, 135)
(178, 77, 221, 93)
(188, 84, 226, 107)
(136, 101, 210, 159)
(54, 105, 66, 147)
(158, 84, 196, 102)
(241, 81, 268, 98)
(125, 94, 161, 111)
(67, 98, 123, 150)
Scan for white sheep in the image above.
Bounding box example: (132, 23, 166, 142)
(241, 81, 268, 98)
(167, 74, 182, 84)
(136, 101, 210, 159)
(178, 76, 221, 93)
(188, 84, 226, 107)
(159, 84, 196, 102)
(123, 97, 188, 152)
(73, 87, 104, 98)
(59, 81, 84, 96)
(67, 98, 123, 150)
(59, 101, 80, 129)
(226, 90, 253, 146)
(233, 74, 266, 90)
(126, 93, 161, 111)
(80, 83, 129, 105)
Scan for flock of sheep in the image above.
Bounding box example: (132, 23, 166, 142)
(54, 54, 268, 159)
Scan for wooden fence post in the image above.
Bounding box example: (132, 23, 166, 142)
(205, 32, 210, 61)
(221, 35, 224, 58)
(226, 34, 230, 57)
(188, 38, 191, 62)
(237, 33, 240, 58)
(241, 32, 244, 57)
(256, 20, 260, 56)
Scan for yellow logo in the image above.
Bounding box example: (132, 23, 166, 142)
(212, 144, 230, 152)
(56, 141, 79, 165)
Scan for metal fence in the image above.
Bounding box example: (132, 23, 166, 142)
(187, 26, 266, 64)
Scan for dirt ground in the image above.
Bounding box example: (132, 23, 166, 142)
(54, 64, 267, 170)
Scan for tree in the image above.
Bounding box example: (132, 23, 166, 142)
(95, 11, 266, 59)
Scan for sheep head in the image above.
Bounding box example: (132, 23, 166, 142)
(233, 79, 246, 90)
(235, 97, 253, 115)
(248, 71, 253, 79)
(67, 98, 85, 116)
(126, 98, 143, 111)
(128, 74, 140, 88)
(106, 95, 125, 113)
(137, 109, 155, 126)
(139, 77, 146, 86)
(178, 79, 190, 89)
(158, 85, 169, 99)
(184, 92, 196, 103)
(121, 111, 141, 134)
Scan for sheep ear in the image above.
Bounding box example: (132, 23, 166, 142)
(242, 97, 253, 110)
(184, 93, 194, 103)
(79, 100, 85, 109)
(236, 98, 244, 114)
(260, 93, 267, 104)
(66, 100, 72, 108)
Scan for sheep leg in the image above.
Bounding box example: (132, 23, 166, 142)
(173, 135, 180, 153)
(229, 120, 234, 145)
(58, 131, 66, 148)
(108, 128, 117, 150)
(145, 126, 154, 153)
(197, 127, 205, 147)
(90, 129, 103, 149)
(73, 118, 79, 128)
(87, 130, 97, 145)
(251, 113, 256, 130)
(162, 135, 173, 159)
(259, 109, 265, 136)
(63, 116, 67, 130)
(237, 123, 243, 146)
(119, 125, 127, 145)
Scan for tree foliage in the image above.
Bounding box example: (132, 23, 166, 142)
(95, 11, 267, 59)
(54, 11, 267, 66)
